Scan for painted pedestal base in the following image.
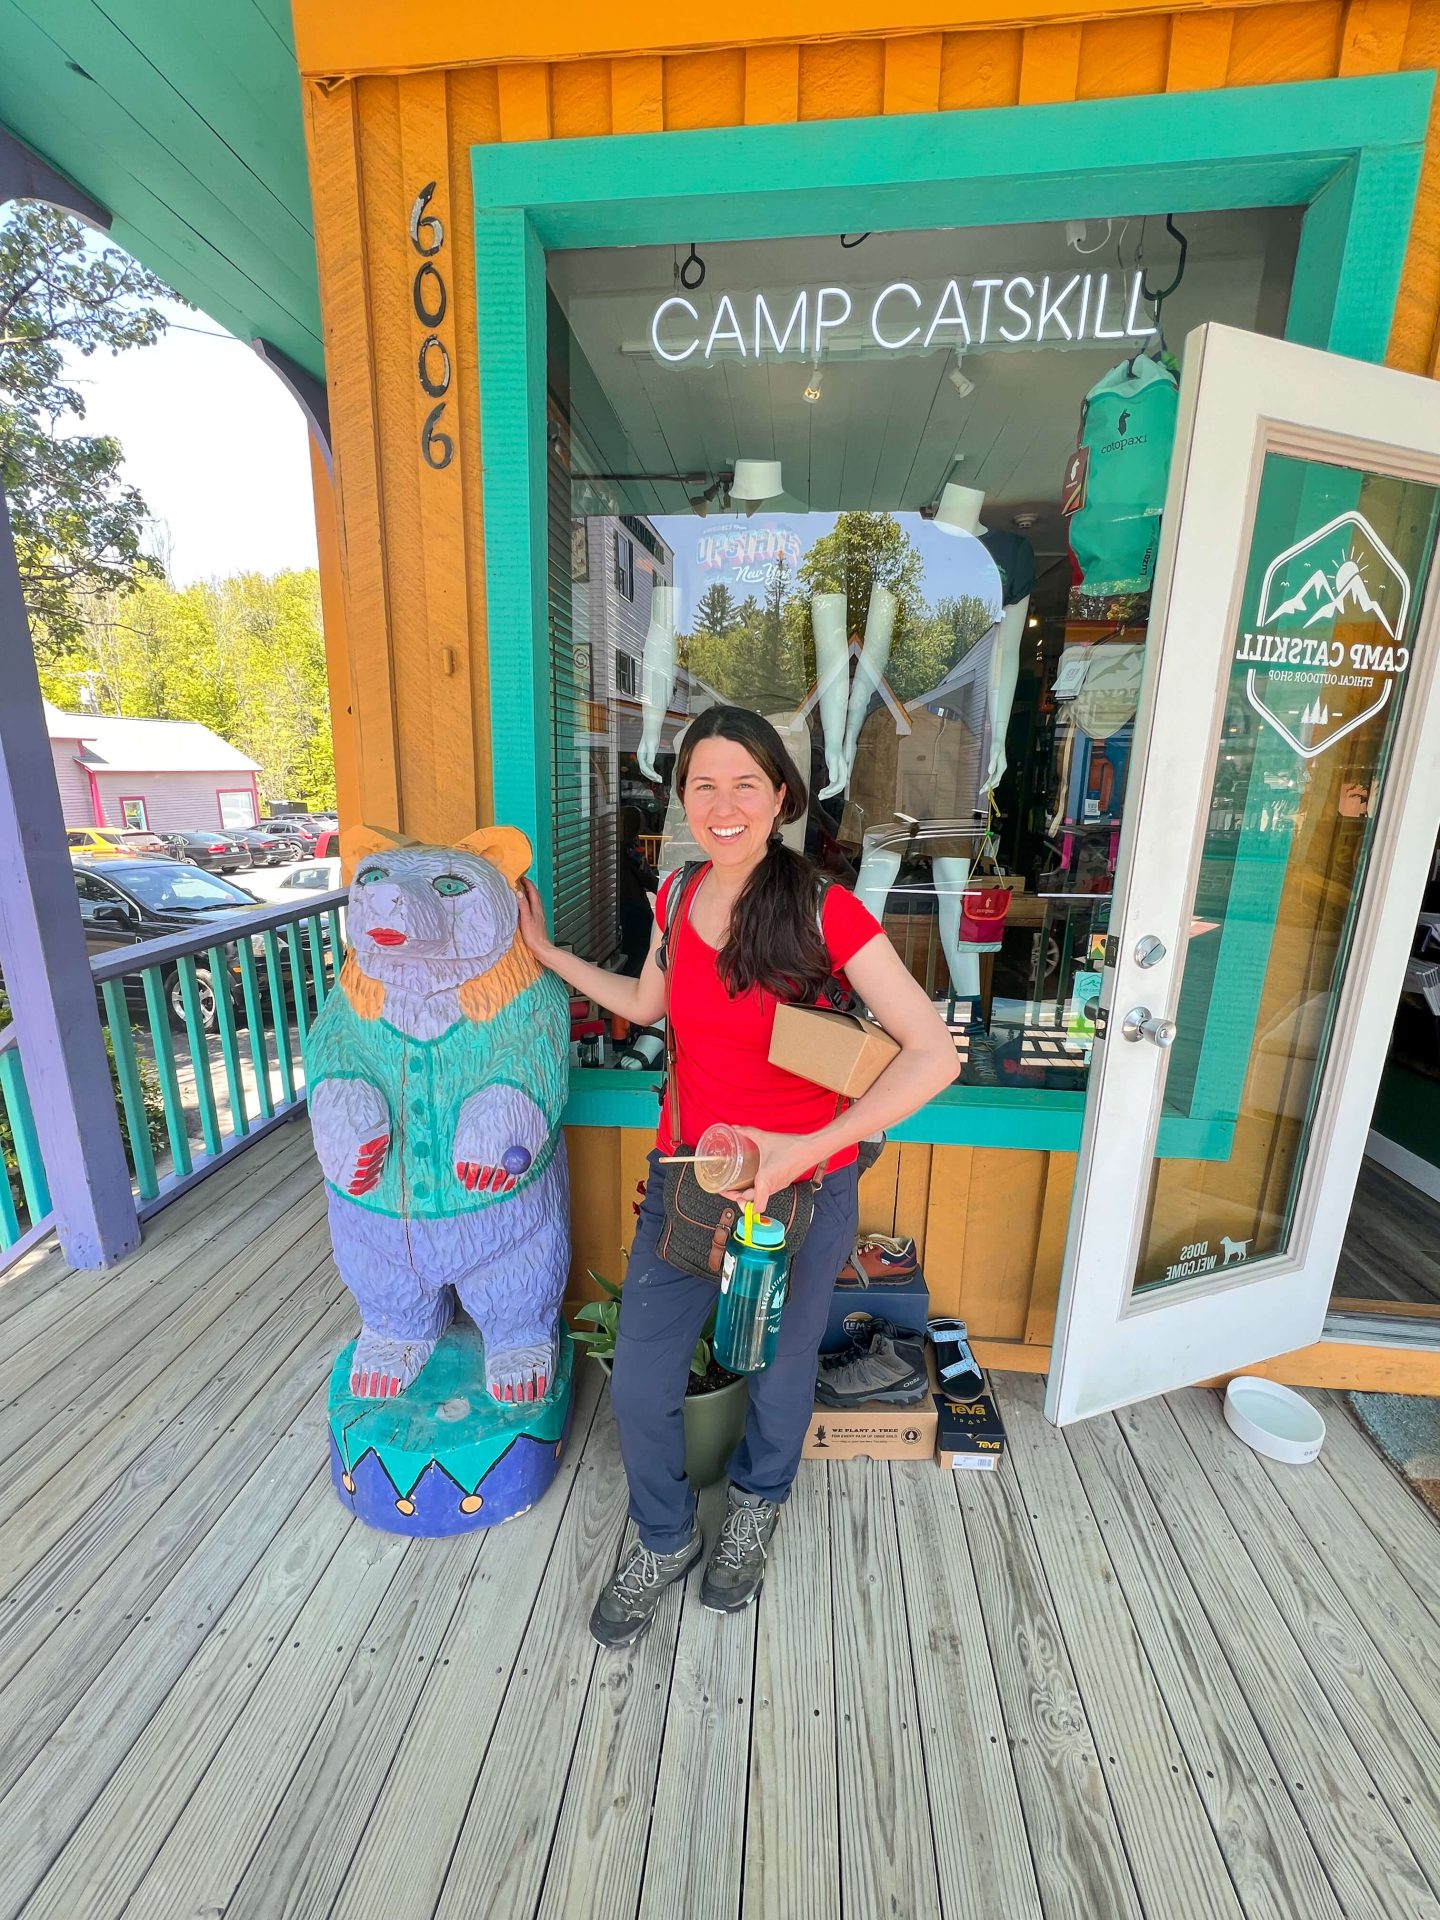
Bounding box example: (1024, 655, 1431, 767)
(328, 1320, 575, 1535)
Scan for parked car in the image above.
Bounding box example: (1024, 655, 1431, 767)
(66, 825, 171, 859)
(258, 816, 320, 855)
(73, 859, 271, 1031)
(160, 829, 254, 874)
(226, 827, 295, 867)
(238, 856, 343, 904)
(275, 856, 341, 894)
(310, 828, 339, 859)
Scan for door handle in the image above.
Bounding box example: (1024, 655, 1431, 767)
(1121, 1006, 1177, 1047)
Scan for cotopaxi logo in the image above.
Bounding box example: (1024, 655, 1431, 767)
(1238, 510, 1412, 760)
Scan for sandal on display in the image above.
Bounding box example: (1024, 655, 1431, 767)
(836, 1233, 920, 1287)
(929, 1318, 985, 1402)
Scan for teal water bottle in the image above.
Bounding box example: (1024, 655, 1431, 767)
(714, 1206, 791, 1375)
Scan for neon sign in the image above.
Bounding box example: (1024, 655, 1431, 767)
(650, 271, 1156, 364)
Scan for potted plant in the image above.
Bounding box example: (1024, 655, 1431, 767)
(573, 1271, 749, 1488)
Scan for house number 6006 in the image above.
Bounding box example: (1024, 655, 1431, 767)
(410, 182, 453, 469)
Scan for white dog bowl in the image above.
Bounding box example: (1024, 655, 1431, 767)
(1223, 1376, 1326, 1465)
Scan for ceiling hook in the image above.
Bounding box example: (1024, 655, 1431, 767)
(680, 244, 706, 291)
(1140, 213, 1188, 307)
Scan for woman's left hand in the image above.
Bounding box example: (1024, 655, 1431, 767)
(723, 1128, 817, 1215)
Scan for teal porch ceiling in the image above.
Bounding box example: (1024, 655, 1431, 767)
(0, 0, 321, 381)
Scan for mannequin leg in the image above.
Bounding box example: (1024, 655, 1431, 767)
(932, 855, 983, 1003)
(854, 837, 902, 927)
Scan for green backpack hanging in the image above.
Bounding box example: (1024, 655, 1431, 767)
(1066, 356, 1179, 597)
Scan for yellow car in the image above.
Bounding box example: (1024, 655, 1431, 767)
(66, 825, 170, 859)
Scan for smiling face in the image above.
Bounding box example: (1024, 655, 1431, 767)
(346, 846, 519, 986)
(680, 735, 786, 874)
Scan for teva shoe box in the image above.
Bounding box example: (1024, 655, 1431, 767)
(802, 1399, 938, 1463)
(769, 1004, 900, 1098)
(935, 1391, 1007, 1471)
(821, 1268, 929, 1355)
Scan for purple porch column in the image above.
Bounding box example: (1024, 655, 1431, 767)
(0, 482, 139, 1266)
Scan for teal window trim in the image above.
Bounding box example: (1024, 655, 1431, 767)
(473, 73, 1434, 1141)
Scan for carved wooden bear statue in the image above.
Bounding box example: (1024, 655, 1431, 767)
(308, 825, 570, 1405)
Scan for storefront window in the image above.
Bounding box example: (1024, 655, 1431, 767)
(545, 210, 1300, 1085)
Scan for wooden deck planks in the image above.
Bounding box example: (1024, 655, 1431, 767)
(431, 1391, 635, 1920)
(0, 1244, 342, 1602)
(742, 1465, 842, 1920)
(996, 1378, 1246, 1920)
(120, 1515, 411, 1919)
(223, 1525, 491, 1920)
(890, 1454, 1042, 1920)
(0, 1190, 330, 1528)
(0, 1117, 302, 1338)
(957, 1452, 1145, 1920)
(0, 1124, 303, 1401)
(1309, 1389, 1440, 1632)
(0, 1287, 350, 1753)
(1246, 1405, 1440, 1736)
(1165, 1389, 1440, 1900)
(4, 1159, 1439, 1920)
(1118, 1395, 1440, 1920)
(11, 1463, 346, 1920)
(534, 1514, 688, 1920)
(829, 1460, 941, 1920)
(1062, 1394, 1347, 1920)
(635, 1480, 759, 1920)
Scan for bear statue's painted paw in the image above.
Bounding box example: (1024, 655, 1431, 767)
(455, 1145, 532, 1195)
(487, 1341, 554, 1405)
(348, 1135, 390, 1196)
(350, 1330, 440, 1399)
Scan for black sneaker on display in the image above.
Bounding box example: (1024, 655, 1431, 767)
(814, 1317, 929, 1408)
(588, 1531, 703, 1648)
(700, 1485, 780, 1613)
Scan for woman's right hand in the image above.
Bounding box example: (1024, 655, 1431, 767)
(516, 878, 555, 959)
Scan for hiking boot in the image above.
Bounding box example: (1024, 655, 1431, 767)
(588, 1531, 702, 1648)
(815, 1317, 928, 1408)
(700, 1486, 780, 1613)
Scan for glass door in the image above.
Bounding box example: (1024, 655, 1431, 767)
(1047, 322, 1440, 1425)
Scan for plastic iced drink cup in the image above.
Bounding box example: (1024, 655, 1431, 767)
(692, 1122, 761, 1193)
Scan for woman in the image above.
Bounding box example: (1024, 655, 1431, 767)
(518, 707, 957, 1647)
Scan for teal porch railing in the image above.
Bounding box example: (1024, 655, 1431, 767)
(0, 888, 347, 1266)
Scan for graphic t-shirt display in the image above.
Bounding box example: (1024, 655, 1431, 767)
(1069, 356, 1180, 596)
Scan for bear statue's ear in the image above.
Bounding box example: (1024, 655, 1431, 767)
(454, 825, 532, 885)
(341, 824, 416, 874)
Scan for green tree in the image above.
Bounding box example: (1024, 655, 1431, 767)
(693, 581, 740, 636)
(682, 560, 807, 710)
(794, 512, 926, 635)
(0, 204, 176, 654)
(41, 569, 336, 811)
(891, 592, 999, 702)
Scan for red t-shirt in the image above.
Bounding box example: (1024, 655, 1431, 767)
(654, 868, 886, 1174)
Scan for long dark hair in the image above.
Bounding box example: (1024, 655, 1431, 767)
(675, 706, 831, 1002)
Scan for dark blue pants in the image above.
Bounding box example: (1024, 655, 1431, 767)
(610, 1150, 859, 1553)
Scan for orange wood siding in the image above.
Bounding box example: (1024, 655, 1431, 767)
(295, 0, 1440, 1372)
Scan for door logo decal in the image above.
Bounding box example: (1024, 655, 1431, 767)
(1236, 510, 1412, 759)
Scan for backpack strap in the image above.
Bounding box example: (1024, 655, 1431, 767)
(656, 860, 706, 974)
(814, 877, 856, 1012)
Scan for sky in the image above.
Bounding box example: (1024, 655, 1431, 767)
(61, 294, 319, 586)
